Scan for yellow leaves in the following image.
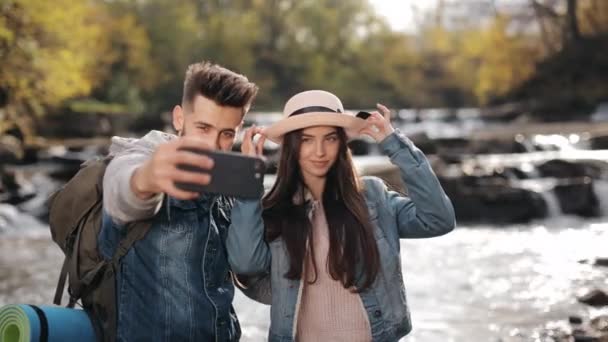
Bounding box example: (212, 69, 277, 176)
(472, 16, 538, 103)
(0, 15, 14, 42)
(0, 0, 157, 116)
(427, 27, 454, 55)
(0, 0, 107, 112)
(578, 0, 608, 35)
(419, 15, 541, 105)
(35, 48, 93, 106)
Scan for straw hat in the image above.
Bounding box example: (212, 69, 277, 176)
(263, 90, 365, 143)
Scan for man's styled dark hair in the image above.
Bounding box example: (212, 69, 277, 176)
(182, 61, 258, 113)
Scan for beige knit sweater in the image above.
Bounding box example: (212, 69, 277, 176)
(296, 201, 372, 342)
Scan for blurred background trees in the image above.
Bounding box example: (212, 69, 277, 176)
(1, 0, 607, 137)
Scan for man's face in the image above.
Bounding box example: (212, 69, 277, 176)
(172, 95, 244, 151)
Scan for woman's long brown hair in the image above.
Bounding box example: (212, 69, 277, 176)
(263, 127, 380, 291)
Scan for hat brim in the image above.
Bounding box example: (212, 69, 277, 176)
(263, 112, 366, 143)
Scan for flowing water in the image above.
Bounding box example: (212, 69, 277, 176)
(1, 214, 607, 341)
(2, 126, 608, 341)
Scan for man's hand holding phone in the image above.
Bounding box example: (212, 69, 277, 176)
(131, 137, 215, 201)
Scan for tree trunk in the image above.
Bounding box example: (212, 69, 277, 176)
(566, 0, 581, 42)
(531, 0, 555, 53)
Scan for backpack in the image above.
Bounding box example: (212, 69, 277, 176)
(48, 156, 153, 342)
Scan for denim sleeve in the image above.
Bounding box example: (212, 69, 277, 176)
(377, 129, 456, 238)
(226, 198, 271, 275)
(98, 209, 126, 260)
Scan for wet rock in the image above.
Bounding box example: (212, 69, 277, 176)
(0, 135, 24, 163)
(578, 290, 608, 307)
(412, 141, 437, 156)
(538, 159, 603, 179)
(439, 175, 547, 223)
(590, 135, 608, 150)
(554, 179, 600, 217)
(536, 315, 608, 342)
(408, 132, 437, 156)
(434, 137, 471, 162)
(0, 169, 36, 205)
(571, 316, 585, 324)
(573, 332, 602, 342)
(470, 138, 529, 154)
(594, 258, 608, 267)
(590, 315, 608, 332)
(576, 258, 608, 266)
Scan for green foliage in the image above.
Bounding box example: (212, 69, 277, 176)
(0, 0, 106, 114)
(67, 99, 129, 116)
(0, 0, 607, 131)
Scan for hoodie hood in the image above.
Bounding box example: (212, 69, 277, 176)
(108, 130, 176, 156)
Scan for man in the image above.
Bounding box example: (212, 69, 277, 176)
(99, 61, 258, 341)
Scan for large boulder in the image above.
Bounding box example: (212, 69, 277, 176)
(553, 178, 600, 217)
(439, 175, 547, 224)
(537, 159, 603, 179)
(590, 135, 608, 150)
(578, 289, 608, 307)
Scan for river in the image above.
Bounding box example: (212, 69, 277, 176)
(2, 116, 608, 340)
(1, 214, 606, 341)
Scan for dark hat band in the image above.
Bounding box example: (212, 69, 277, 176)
(289, 106, 342, 117)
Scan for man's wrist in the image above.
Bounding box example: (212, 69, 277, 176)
(131, 165, 156, 200)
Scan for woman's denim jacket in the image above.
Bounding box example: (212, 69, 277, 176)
(226, 130, 456, 342)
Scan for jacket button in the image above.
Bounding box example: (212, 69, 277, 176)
(374, 309, 382, 318)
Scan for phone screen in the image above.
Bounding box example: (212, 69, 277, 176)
(175, 148, 265, 198)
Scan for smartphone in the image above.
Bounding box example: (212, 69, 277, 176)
(356, 111, 372, 120)
(174, 148, 266, 199)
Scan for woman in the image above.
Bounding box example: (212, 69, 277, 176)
(227, 90, 456, 342)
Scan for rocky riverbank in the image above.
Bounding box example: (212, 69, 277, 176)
(3, 123, 608, 226)
(532, 258, 608, 341)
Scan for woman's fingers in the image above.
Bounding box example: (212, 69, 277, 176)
(255, 134, 266, 156)
(242, 125, 266, 156)
(359, 105, 395, 142)
(241, 125, 256, 155)
(369, 111, 385, 122)
(359, 127, 380, 140)
(377, 103, 391, 121)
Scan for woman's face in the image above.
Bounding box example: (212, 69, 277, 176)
(297, 126, 341, 180)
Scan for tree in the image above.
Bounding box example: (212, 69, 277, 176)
(0, 0, 110, 116)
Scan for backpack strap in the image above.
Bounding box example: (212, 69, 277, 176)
(53, 257, 70, 305)
(53, 212, 153, 307)
(111, 220, 153, 263)
(54, 211, 92, 307)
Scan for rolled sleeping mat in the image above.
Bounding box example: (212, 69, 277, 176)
(0, 304, 96, 342)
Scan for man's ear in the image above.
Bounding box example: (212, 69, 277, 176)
(172, 105, 184, 134)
